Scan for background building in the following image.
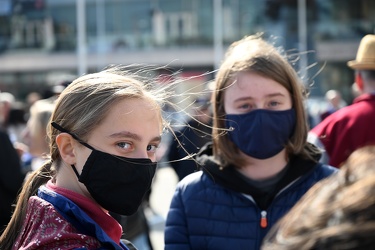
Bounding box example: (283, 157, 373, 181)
(0, 0, 374, 104)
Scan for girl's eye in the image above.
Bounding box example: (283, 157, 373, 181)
(269, 101, 279, 107)
(117, 142, 132, 150)
(239, 103, 252, 110)
(147, 144, 158, 152)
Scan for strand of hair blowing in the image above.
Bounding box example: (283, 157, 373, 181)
(0, 162, 53, 249)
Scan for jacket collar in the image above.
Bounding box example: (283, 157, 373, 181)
(197, 143, 320, 209)
(353, 93, 375, 103)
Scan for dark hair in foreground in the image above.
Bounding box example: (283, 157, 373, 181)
(262, 145, 375, 250)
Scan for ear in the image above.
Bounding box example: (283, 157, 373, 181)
(56, 133, 76, 165)
(355, 72, 364, 91)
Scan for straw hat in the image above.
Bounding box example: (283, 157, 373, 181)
(348, 34, 375, 70)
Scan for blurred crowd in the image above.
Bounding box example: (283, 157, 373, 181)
(0, 33, 375, 250)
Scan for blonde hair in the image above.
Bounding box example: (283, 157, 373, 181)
(212, 34, 316, 167)
(27, 99, 55, 155)
(0, 65, 169, 249)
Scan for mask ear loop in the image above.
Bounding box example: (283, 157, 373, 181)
(70, 164, 81, 179)
(51, 121, 95, 179)
(51, 122, 95, 150)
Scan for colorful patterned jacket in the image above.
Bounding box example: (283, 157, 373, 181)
(14, 183, 129, 250)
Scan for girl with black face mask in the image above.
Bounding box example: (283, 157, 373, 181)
(0, 65, 169, 250)
(164, 34, 338, 250)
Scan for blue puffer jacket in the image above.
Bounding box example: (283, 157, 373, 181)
(164, 145, 337, 250)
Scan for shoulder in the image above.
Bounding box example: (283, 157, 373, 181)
(176, 171, 214, 195)
(316, 100, 374, 127)
(27, 195, 59, 217)
(314, 163, 338, 176)
(301, 163, 338, 187)
(173, 171, 232, 202)
(173, 170, 249, 208)
(22, 196, 72, 231)
(15, 196, 101, 249)
(277, 164, 337, 206)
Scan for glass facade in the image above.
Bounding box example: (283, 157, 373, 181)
(0, 0, 374, 102)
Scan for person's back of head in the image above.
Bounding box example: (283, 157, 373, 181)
(325, 89, 343, 109)
(0, 92, 15, 128)
(0, 92, 15, 105)
(22, 99, 55, 161)
(262, 145, 375, 250)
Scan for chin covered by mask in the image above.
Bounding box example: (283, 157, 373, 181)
(75, 149, 156, 215)
(225, 109, 296, 159)
(51, 122, 157, 216)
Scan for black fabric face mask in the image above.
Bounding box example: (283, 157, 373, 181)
(52, 122, 157, 215)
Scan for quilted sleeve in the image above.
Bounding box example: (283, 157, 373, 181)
(164, 184, 191, 250)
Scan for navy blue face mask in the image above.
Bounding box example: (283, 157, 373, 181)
(225, 109, 296, 159)
(51, 122, 157, 215)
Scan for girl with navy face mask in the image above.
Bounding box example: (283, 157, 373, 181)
(0, 65, 168, 250)
(164, 34, 338, 250)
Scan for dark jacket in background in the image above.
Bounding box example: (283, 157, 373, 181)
(0, 130, 25, 231)
(167, 119, 212, 181)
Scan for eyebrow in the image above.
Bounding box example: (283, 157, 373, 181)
(267, 93, 287, 98)
(234, 92, 287, 102)
(108, 131, 162, 143)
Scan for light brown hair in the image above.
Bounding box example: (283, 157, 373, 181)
(212, 34, 316, 167)
(0, 65, 168, 249)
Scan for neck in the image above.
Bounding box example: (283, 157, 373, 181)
(55, 162, 91, 199)
(237, 149, 288, 180)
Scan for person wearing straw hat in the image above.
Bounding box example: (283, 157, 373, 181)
(308, 34, 375, 168)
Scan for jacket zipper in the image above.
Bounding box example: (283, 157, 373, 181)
(260, 210, 267, 228)
(257, 180, 299, 229)
(258, 177, 305, 229)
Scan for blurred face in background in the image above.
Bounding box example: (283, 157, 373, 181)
(22, 113, 49, 157)
(22, 101, 54, 157)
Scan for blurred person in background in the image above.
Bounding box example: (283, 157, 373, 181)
(0, 92, 15, 130)
(262, 145, 375, 250)
(164, 34, 337, 250)
(166, 97, 212, 181)
(0, 129, 25, 233)
(6, 103, 27, 145)
(21, 99, 55, 172)
(319, 89, 346, 122)
(0, 92, 28, 146)
(25, 92, 42, 110)
(309, 34, 375, 168)
(112, 203, 154, 250)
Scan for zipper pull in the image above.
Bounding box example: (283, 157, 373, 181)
(260, 210, 267, 228)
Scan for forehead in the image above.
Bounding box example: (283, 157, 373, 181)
(97, 97, 162, 134)
(112, 96, 160, 116)
(224, 71, 289, 98)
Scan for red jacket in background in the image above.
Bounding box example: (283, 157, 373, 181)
(310, 93, 375, 167)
